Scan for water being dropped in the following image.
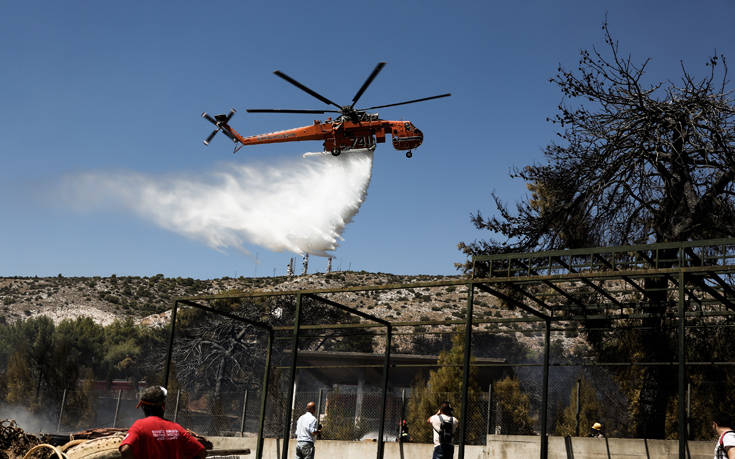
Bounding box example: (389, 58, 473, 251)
(60, 149, 375, 256)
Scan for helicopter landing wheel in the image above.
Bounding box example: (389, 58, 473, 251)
(332, 149, 341, 156)
(406, 151, 413, 158)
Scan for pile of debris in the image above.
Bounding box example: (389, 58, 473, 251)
(0, 420, 41, 458)
(0, 422, 132, 458)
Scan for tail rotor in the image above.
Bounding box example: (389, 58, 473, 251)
(202, 108, 237, 145)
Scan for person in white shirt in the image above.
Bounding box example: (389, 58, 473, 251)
(426, 402, 459, 459)
(713, 415, 735, 459)
(295, 401, 320, 459)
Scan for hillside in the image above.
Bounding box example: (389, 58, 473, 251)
(0, 272, 585, 355)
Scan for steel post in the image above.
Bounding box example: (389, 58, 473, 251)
(486, 384, 492, 440)
(400, 388, 406, 438)
(376, 324, 392, 459)
(57, 389, 67, 433)
(575, 379, 580, 437)
(687, 382, 691, 440)
(173, 389, 181, 423)
(678, 270, 687, 458)
(164, 301, 179, 388)
(458, 283, 474, 459)
(112, 389, 122, 428)
(316, 388, 324, 426)
(240, 390, 249, 436)
(282, 294, 302, 459)
(541, 319, 550, 459)
(256, 329, 273, 459)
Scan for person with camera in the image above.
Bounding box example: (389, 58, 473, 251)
(427, 401, 459, 459)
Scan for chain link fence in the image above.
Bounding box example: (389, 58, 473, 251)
(0, 383, 560, 443)
(3, 364, 732, 443)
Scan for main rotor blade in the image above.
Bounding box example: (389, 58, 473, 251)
(352, 62, 386, 106)
(362, 93, 452, 110)
(274, 70, 341, 109)
(246, 109, 339, 114)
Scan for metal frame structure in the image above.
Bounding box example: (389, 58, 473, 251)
(164, 299, 274, 459)
(164, 238, 735, 459)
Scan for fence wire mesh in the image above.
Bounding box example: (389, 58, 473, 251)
(5, 363, 734, 444)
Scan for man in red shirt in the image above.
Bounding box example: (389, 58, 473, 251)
(119, 386, 206, 459)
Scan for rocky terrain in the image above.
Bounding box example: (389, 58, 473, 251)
(0, 271, 586, 355)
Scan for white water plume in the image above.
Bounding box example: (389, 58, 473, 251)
(59, 149, 374, 256)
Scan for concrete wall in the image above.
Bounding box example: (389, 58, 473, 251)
(209, 437, 484, 459)
(485, 435, 714, 458)
(209, 435, 716, 459)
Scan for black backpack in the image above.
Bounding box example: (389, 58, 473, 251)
(435, 415, 453, 444)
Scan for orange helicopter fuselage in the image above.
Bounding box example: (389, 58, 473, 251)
(226, 117, 423, 154)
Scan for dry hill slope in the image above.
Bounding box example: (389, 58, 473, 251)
(0, 272, 585, 354)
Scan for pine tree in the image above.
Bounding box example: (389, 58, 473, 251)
(492, 376, 535, 435)
(405, 333, 486, 443)
(5, 351, 35, 407)
(554, 376, 603, 437)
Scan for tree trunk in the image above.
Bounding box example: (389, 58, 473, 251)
(634, 248, 677, 438)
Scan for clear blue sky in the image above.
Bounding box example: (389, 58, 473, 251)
(1, 1, 734, 278)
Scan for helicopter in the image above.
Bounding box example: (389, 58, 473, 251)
(201, 62, 450, 158)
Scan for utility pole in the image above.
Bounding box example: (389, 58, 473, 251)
(302, 254, 309, 275)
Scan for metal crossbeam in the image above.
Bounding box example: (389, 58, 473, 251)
(305, 294, 389, 325)
(593, 253, 659, 303)
(505, 257, 589, 312)
(636, 251, 734, 311)
(684, 247, 735, 309)
(476, 283, 550, 320)
(554, 256, 624, 308)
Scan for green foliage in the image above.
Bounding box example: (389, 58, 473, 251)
(61, 368, 97, 429)
(492, 376, 535, 435)
(321, 390, 366, 440)
(102, 318, 167, 383)
(103, 318, 143, 376)
(55, 317, 105, 377)
(5, 351, 35, 407)
(0, 315, 167, 417)
(666, 326, 735, 440)
(554, 376, 603, 436)
(405, 332, 486, 443)
(4, 317, 55, 405)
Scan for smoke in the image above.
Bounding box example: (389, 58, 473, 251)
(0, 403, 56, 434)
(58, 149, 374, 256)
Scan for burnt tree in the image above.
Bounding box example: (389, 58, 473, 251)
(460, 22, 735, 438)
